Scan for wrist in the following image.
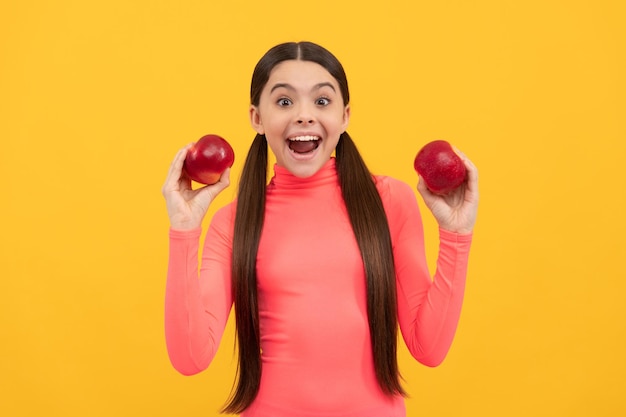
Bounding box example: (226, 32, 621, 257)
(170, 220, 202, 231)
(439, 226, 473, 236)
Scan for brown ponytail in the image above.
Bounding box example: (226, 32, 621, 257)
(336, 132, 405, 397)
(222, 134, 267, 414)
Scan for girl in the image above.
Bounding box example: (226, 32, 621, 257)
(162, 41, 479, 417)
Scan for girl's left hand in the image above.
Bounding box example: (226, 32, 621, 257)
(416, 148, 479, 235)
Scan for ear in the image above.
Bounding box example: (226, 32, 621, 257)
(341, 104, 351, 132)
(249, 105, 265, 135)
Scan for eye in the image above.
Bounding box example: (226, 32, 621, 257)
(277, 97, 292, 107)
(316, 97, 331, 106)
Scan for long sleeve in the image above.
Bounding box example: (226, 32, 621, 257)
(163, 160, 472, 416)
(164, 205, 235, 375)
(378, 177, 473, 367)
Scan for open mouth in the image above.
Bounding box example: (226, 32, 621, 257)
(288, 135, 320, 154)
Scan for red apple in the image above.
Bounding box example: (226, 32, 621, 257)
(414, 140, 467, 194)
(184, 134, 235, 185)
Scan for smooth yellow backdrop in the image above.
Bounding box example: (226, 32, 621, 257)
(1, 1, 624, 416)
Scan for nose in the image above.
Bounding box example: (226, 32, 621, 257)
(295, 103, 315, 125)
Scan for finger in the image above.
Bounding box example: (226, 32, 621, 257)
(416, 175, 428, 195)
(416, 175, 438, 207)
(165, 147, 186, 183)
(207, 167, 233, 197)
(178, 167, 192, 191)
(462, 157, 479, 197)
(190, 167, 232, 202)
(451, 146, 474, 174)
(451, 145, 466, 159)
(216, 167, 231, 189)
(451, 146, 478, 193)
(163, 144, 193, 191)
(173, 143, 193, 175)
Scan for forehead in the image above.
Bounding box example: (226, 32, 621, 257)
(265, 60, 339, 90)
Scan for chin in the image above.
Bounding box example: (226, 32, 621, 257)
(284, 160, 326, 178)
(289, 165, 321, 178)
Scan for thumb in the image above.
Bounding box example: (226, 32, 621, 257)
(198, 167, 232, 202)
(416, 175, 443, 212)
(214, 167, 232, 193)
(416, 175, 432, 200)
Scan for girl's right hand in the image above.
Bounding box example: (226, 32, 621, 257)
(161, 143, 231, 230)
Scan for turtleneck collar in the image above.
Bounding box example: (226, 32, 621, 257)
(269, 158, 339, 190)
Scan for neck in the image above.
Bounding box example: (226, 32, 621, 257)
(270, 158, 338, 189)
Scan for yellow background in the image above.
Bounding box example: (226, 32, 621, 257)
(1, 0, 624, 415)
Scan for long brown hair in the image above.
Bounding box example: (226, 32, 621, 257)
(223, 41, 404, 414)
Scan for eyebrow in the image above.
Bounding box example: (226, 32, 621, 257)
(270, 82, 336, 94)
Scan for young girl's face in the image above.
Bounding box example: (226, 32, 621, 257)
(250, 60, 350, 178)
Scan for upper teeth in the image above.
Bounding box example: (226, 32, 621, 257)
(289, 135, 319, 141)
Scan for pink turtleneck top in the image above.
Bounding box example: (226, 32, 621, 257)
(165, 159, 472, 416)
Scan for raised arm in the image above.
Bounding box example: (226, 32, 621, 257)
(162, 145, 234, 374)
(382, 151, 478, 366)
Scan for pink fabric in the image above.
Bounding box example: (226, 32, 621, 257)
(165, 158, 472, 416)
